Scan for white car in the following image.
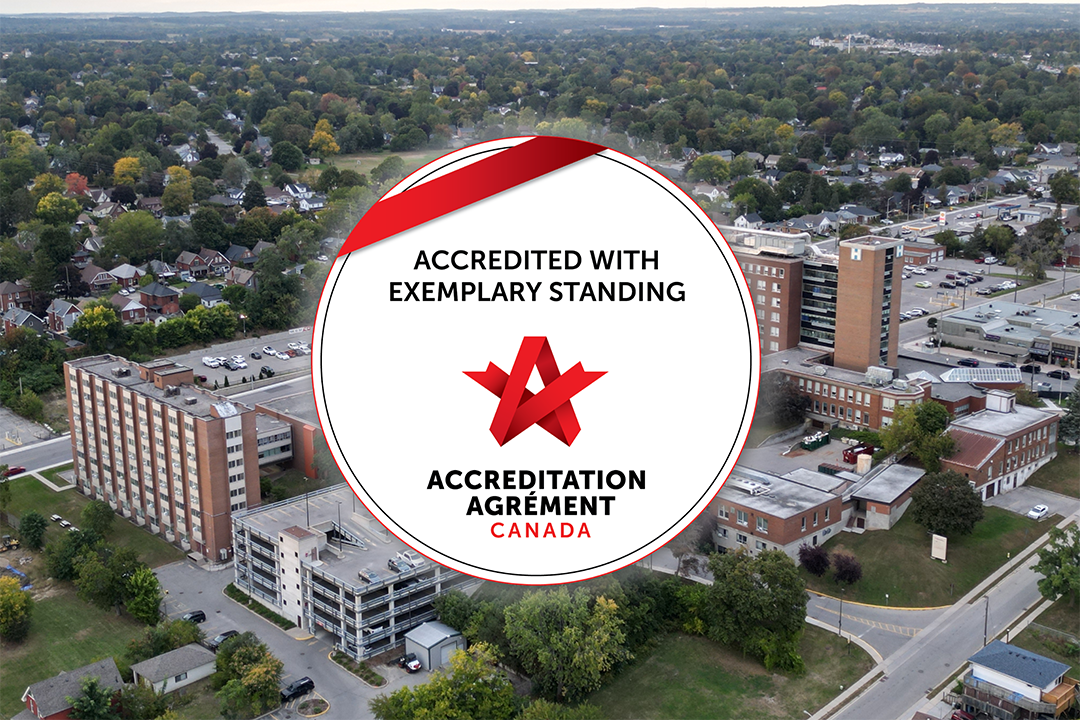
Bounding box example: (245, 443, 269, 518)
(397, 550, 425, 568)
(911, 307, 928, 315)
(287, 342, 303, 350)
(276, 352, 290, 360)
(1070, 294, 1080, 301)
(263, 346, 276, 355)
(913, 268, 927, 275)
(984, 256, 997, 265)
(202, 357, 220, 368)
(1026, 504, 1049, 520)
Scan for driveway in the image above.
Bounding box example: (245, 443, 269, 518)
(985, 484, 1079, 521)
(156, 561, 429, 720)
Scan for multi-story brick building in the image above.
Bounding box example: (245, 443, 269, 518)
(834, 236, 902, 371)
(940, 390, 1059, 501)
(65, 355, 262, 563)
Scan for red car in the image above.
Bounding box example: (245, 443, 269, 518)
(951, 710, 975, 720)
(2, 466, 26, 477)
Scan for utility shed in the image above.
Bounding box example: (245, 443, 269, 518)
(404, 621, 465, 671)
(131, 643, 216, 694)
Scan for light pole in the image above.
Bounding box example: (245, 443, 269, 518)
(239, 313, 247, 337)
(885, 593, 889, 607)
(838, 588, 845, 639)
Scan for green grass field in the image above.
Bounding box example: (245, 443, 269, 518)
(588, 628, 874, 720)
(1025, 451, 1080, 498)
(0, 588, 146, 718)
(801, 508, 1045, 607)
(332, 149, 450, 178)
(1010, 597, 1080, 677)
(4, 474, 184, 568)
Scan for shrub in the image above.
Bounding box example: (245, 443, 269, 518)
(833, 552, 863, 585)
(798, 543, 831, 577)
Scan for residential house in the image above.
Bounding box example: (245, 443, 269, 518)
(264, 186, 293, 207)
(837, 204, 880, 225)
(743, 152, 765, 167)
(205, 194, 239, 207)
(131, 643, 216, 695)
(298, 193, 327, 213)
(108, 294, 148, 324)
(139, 281, 181, 315)
(764, 154, 782, 169)
(175, 250, 209, 278)
(198, 248, 231, 276)
(70, 248, 92, 269)
(0, 280, 34, 312)
(251, 135, 272, 161)
(224, 244, 257, 268)
(1065, 232, 1080, 268)
(285, 183, 313, 200)
(951, 640, 1075, 720)
(801, 212, 841, 236)
(940, 391, 1058, 501)
(692, 184, 722, 202)
(46, 299, 82, 333)
(80, 264, 118, 294)
(2, 307, 46, 335)
(173, 144, 200, 166)
(136, 196, 164, 218)
(90, 201, 125, 220)
(225, 266, 257, 290)
(894, 166, 925, 188)
(139, 259, 177, 280)
(734, 213, 764, 229)
(252, 240, 276, 257)
(109, 263, 146, 289)
(182, 282, 224, 308)
(877, 151, 905, 166)
(18, 658, 122, 720)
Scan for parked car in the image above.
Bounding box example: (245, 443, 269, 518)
(957, 358, 979, 367)
(262, 346, 276, 355)
(195, 374, 207, 383)
(924, 265, 938, 271)
(996, 362, 1017, 368)
(396, 652, 418, 669)
(984, 256, 997, 265)
(939, 281, 956, 289)
(250, 351, 262, 359)
(181, 610, 207, 624)
(387, 557, 411, 573)
(280, 677, 315, 702)
(59, 519, 71, 528)
(975, 288, 993, 296)
(276, 352, 290, 360)
(945, 273, 957, 280)
(1070, 294, 1080, 301)
(2, 466, 26, 477)
(1047, 369, 1071, 380)
(207, 630, 239, 651)
(404, 658, 422, 673)
(260, 366, 275, 377)
(202, 356, 220, 368)
(68, 526, 80, 533)
(951, 709, 976, 720)
(1020, 364, 1041, 374)
(1026, 504, 1049, 520)
(1035, 381, 1052, 390)
(912, 267, 927, 275)
(957, 270, 971, 276)
(357, 568, 380, 584)
(397, 550, 425, 568)
(915, 281, 932, 288)
(287, 342, 303, 350)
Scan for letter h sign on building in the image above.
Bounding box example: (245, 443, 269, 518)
(313, 136, 759, 584)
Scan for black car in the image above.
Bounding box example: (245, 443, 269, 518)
(396, 652, 417, 668)
(260, 365, 275, 377)
(939, 281, 956, 289)
(1047, 369, 1071, 380)
(207, 630, 239, 651)
(958, 358, 979, 367)
(281, 677, 315, 702)
(250, 351, 262, 359)
(181, 610, 206, 623)
(996, 362, 1017, 369)
(1020, 364, 1041, 374)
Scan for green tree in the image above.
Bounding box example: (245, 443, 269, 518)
(369, 643, 519, 720)
(702, 550, 807, 672)
(178, 293, 201, 313)
(271, 141, 304, 172)
(222, 285, 249, 307)
(839, 224, 869, 240)
(880, 403, 955, 471)
(1033, 525, 1080, 606)
(126, 619, 205, 665)
(67, 676, 118, 720)
(125, 566, 163, 626)
(518, 700, 603, 720)
(81, 499, 115, 537)
(161, 180, 193, 217)
(371, 155, 406, 184)
(687, 155, 730, 185)
(0, 575, 33, 642)
(18, 510, 48, 550)
(99, 211, 164, 264)
(36, 191, 81, 225)
(215, 632, 283, 719)
(242, 179, 266, 211)
(250, 248, 301, 329)
(1059, 384, 1080, 448)
(75, 545, 140, 614)
(504, 588, 629, 703)
(43, 527, 101, 580)
(70, 303, 126, 354)
(1048, 170, 1080, 206)
(911, 470, 985, 537)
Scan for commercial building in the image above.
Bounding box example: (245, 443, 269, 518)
(949, 640, 1076, 719)
(940, 390, 1059, 501)
(938, 301, 1080, 365)
(65, 355, 300, 563)
(231, 485, 480, 661)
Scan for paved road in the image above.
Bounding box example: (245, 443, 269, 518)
(156, 561, 427, 720)
(806, 593, 945, 661)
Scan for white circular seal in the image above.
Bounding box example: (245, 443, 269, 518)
(313, 137, 759, 584)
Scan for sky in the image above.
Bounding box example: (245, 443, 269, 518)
(14, 0, 1079, 16)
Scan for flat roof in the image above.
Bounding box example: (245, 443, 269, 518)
(257, 392, 319, 427)
(255, 412, 290, 434)
(849, 464, 925, 505)
(234, 484, 420, 590)
(781, 468, 850, 494)
(718, 467, 836, 519)
(950, 404, 1057, 437)
(761, 346, 832, 375)
(69, 355, 251, 420)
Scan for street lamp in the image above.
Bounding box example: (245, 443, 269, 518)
(885, 593, 889, 607)
(838, 588, 845, 638)
(239, 313, 247, 337)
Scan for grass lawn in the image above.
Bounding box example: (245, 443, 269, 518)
(588, 628, 874, 720)
(3, 475, 184, 568)
(1010, 597, 1080, 677)
(39, 387, 70, 435)
(172, 677, 221, 720)
(262, 467, 331, 502)
(1025, 450, 1080, 498)
(801, 508, 1044, 607)
(41, 462, 73, 488)
(333, 148, 450, 178)
(0, 587, 146, 719)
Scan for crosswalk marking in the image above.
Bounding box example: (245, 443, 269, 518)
(817, 607, 920, 637)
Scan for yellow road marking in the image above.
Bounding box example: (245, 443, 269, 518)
(816, 607, 920, 637)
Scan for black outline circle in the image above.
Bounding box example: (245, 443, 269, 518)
(316, 140, 757, 579)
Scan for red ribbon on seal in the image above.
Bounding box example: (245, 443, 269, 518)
(337, 136, 605, 257)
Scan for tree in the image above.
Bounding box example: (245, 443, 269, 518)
(832, 551, 863, 585)
(271, 141, 304, 172)
(309, 118, 340, 158)
(371, 155, 406, 184)
(687, 155, 730, 185)
(43, 527, 101, 580)
(65, 172, 89, 196)
(82, 499, 115, 537)
(798, 543, 830, 577)
(879, 403, 955, 471)
(126, 566, 163, 626)
(504, 587, 629, 702)
(369, 643, 518, 720)
(113, 157, 143, 186)
(215, 632, 283, 719)
(19, 510, 47, 550)
(242, 179, 266, 211)
(1059, 384, 1080, 448)
(70, 303, 125, 354)
(1048, 170, 1080, 206)
(36, 191, 81, 225)
(67, 676, 118, 720)
(179, 293, 201, 313)
(759, 373, 811, 426)
(911, 470, 985, 537)
(703, 550, 807, 672)
(161, 180, 193, 217)
(127, 619, 205, 665)
(0, 575, 32, 642)
(839, 224, 869, 240)
(99, 211, 164, 264)
(1033, 525, 1079, 606)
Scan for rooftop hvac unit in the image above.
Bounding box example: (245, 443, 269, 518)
(111, 367, 131, 378)
(866, 366, 894, 386)
(728, 478, 769, 496)
(813, 365, 828, 376)
(164, 385, 180, 397)
(183, 397, 198, 406)
(891, 379, 909, 390)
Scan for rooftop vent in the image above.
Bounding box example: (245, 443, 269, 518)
(183, 397, 198, 406)
(164, 385, 180, 397)
(110, 367, 131, 378)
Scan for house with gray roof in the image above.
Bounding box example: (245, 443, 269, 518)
(131, 643, 216, 695)
(3, 307, 46, 335)
(953, 640, 1075, 720)
(18, 658, 122, 720)
(182, 282, 224, 308)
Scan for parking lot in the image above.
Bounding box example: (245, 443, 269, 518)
(737, 434, 864, 477)
(895, 256, 1020, 320)
(985, 484, 1079, 521)
(166, 327, 315, 387)
(156, 561, 430, 720)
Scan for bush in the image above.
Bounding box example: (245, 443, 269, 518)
(224, 584, 296, 630)
(798, 543, 830, 577)
(833, 552, 863, 585)
(330, 650, 385, 686)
